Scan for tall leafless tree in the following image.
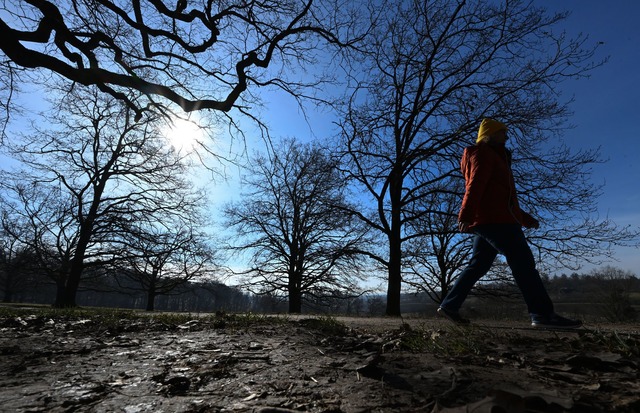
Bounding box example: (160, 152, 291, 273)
(117, 222, 216, 311)
(223, 137, 369, 313)
(335, 0, 616, 316)
(0, 85, 205, 307)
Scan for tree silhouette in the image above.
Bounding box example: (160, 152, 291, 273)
(0, 85, 204, 307)
(0, 224, 40, 303)
(224, 138, 368, 313)
(0, 0, 361, 120)
(118, 223, 215, 312)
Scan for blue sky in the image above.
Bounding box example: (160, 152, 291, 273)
(534, 1, 640, 272)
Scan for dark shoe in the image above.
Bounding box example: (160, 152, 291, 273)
(437, 307, 470, 325)
(531, 313, 582, 329)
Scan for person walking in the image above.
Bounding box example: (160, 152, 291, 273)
(437, 118, 582, 329)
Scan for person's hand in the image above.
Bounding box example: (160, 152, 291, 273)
(458, 221, 471, 233)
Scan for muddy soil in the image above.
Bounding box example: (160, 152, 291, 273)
(0, 309, 639, 412)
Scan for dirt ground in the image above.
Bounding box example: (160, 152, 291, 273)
(0, 308, 639, 413)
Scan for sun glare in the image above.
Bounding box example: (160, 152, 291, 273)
(163, 116, 204, 153)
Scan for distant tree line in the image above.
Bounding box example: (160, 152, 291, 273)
(547, 267, 639, 323)
(0, 247, 384, 315)
(442, 266, 640, 323)
(2, 233, 636, 322)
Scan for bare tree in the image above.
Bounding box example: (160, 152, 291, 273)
(118, 223, 216, 311)
(336, 0, 608, 316)
(0, 223, 37, 302)
(403, 187, 472, 303)
(589, 266, 638, 322)
(0, 85, 203, 307)
(223, 137, 369, 313)
(1, 180, 83, 304)
(0, 0, 362, 121)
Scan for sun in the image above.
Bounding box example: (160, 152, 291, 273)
(162, 116, 204, 153)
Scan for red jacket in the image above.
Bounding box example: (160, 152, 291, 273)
(458, 143, 537, 230)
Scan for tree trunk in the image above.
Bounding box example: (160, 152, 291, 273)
(53, 276, 71, 308)
(52, 224, 95, 308)
(55, 252, 89, 308)
(385, 167, 403, 316)
(56, 173, 108, 308)
(288, 270, 303, 313)
(146, 289, 156, 311)
(386, 238, 403, 316)
(59, 267, 83, 308)
(146, 276, 157, 311)
(288, 290, 302, 313)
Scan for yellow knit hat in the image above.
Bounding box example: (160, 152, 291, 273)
(477, 118, 507, 143)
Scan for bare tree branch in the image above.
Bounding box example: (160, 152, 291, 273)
(0, 0, 363, 119)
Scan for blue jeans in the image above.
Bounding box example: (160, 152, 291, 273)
(440, 224, 554, 317)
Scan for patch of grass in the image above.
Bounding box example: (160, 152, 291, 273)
(398, 327, 429, 352)
(0, 306, 350, 336)
(208, 312, 291, 330)
(0, 304, 128, 321)
(237, 312, 290, 325)
(147, 312, 197, 325)
(436, 326, 492, 356)
(396, 324, 492, 356)
(297, 315, 349, 335)
(580, 328, 640, 357)
(0, 305, 298, 332)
